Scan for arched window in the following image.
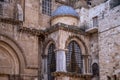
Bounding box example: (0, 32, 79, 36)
(47, 43, 56, 80)
(66, 41, 83, 73)
(92, 63, 99, 76)
(42, 0, 52, 16)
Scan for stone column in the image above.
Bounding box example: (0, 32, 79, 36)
(41, 55, 48, 80)
(82, 55, 91, 74)
(82, 55, 86, 74)
(38, 36, 45, 80)
(55, 49, 67, 72)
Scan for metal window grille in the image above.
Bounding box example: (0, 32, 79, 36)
(66, 41, 83, 74)
(47, 43, 56, 80)
(42, 0, 52, 16)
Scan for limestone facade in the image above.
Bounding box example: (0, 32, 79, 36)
(0, 0, 120, 80)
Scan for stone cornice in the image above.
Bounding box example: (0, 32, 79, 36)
(18, 26, 44, 36)
(52, 72, 92, 78)
(44, 23, 86, 35)
(18, 23, 86, 36)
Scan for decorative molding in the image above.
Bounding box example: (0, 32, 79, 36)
(18, 23, 86, 37)
(54, 48, 68, 52)
(44, 23, 86, 35)
(51, 15, 79, 21)
(52, 71, 92, 78)
(18, 26, 44, 36)
(0, 17, 23, 25)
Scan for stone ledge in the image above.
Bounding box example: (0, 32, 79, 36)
(45, 23, 86, 35)
(18, 23, 86, 36)
(0, 17, 23, 25)
(52, 72, 92, 78)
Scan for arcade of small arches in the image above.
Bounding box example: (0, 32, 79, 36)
(41, 36, 99, 80)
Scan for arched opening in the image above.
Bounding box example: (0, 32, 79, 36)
(0, 41, 20, 80)
(0, 34, 26, 80)
(92, 63, 99, 76)
(47, 43, 56, 80)
(66, 41, 83, 74)
(92, 63, 99, 80)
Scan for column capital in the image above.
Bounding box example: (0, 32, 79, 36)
(82, 54, 90, 57)
(41, 54, 47, 58)
(54, 48, 68, 52)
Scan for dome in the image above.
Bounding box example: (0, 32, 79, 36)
(51, 5, 79, 18)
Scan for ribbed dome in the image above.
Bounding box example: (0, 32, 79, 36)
(51, 5, 79, 18)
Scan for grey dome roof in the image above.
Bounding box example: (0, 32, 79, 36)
(51, 5, 79, 18)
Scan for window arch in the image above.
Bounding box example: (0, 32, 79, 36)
(66, 41, 83, 74)
(47, 43, 56, 80)
(92, 63, 99, 76)
(42, 0, 52, 16)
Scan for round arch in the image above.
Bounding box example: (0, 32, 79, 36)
(0, 34, 26, 74)
(42, 38, 56, 80)
(43, 38, 56, 56)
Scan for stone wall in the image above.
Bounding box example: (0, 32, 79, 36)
(98, 4, 120, 80)
(0, 21, 38, 79)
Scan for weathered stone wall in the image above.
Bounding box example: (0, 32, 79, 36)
(89, 33, 99, 64)
(0, 22, 38, 80)
(23, 0, 40, 29)
(39, 0, 61, 29)
(98, 4, 120, 80)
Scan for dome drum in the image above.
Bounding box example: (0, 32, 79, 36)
(51, 5, 79, 26)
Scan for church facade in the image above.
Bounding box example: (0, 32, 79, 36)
(0, 0, 120, 80)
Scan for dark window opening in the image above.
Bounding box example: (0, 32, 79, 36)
(0, 0, 4, 2)
(92, 63, 99, 76)
(0, 4, 3, 15)
(110, 0, 120, 9)
(47, 43, 56, 80)
(42, 0, 52, 16)
(93, 16, 98, 27)
(66, 41, 83, 74)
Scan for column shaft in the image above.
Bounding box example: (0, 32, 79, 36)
(56, 50, 66, 72)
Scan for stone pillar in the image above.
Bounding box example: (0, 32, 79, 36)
(82, 55, 91, 74)
(55, 49, 67, 72)
(41, 55, 48, 80)
(82, 55, 86, 74)
(38, 36, 45, 80)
